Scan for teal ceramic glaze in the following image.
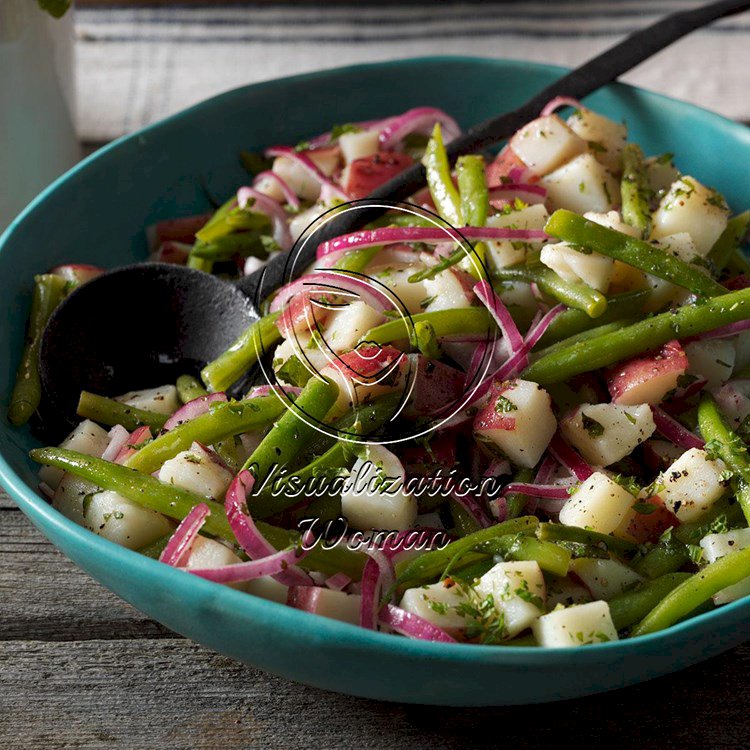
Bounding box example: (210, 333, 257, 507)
(2, 58, 750, 706)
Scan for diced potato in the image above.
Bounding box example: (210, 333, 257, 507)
(253, 173, 285, 202)
(53, 474, 98, 526)
(289, 203, 328, 240)
(584, 210, 640, 237)
(652, 232, 700, 264)
(685, 339, 736, 390)
(558, 472, 635, 534)
(368, 263, 429, 314)
(158, 442, 233, 500)
(473, 379, 557, 468)
(540, 241, 613, 292)
(560, 403, 655, 466)
(272, 148, 338, 201)
(423, 268, 473, 312)
(39, 419, 110, 490)
(484, 204, 549, 270)
(497, 281, 537, 319)
(322, 301, 384, 354)
(85, 490, 173, 549)
(713, 380, 750, 430)
(474, 561, 546, 638)
(567, 108, 627, 173)
(532, 600, 619, 647)
(569, 558, 643, 601)
(699, 528, 750, 604)
(115, 385, 179, 415)
(510, 115, 586, 176)
(339, 129, 379, 164)
(288, 587, 362, 625)
(541, 153, 618, 214)
(651, 176, 729, 255)
(272, 333, 330, 382)
(399, 579, 468, 633)
(341, 444, 416, 531)
(244, 577, 289, 604)
(545, 575, 592, 608)
(658, 448, 729, 522)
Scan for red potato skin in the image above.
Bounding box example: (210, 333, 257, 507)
(154, 214, 212, 246)
(625, 495, 680, 544)
(401, 431, 458, 475)
(606, 340, 688, 405)
(407, 356, 465, 417)
(344, 152, 414, 200)
(49, 263, 104, 285)
(472, 380, 516, 433)
(332, 344, 405, 381)
(485, 146, 535, 186)
(276, 293, 331, 338)
(114, 425, 152, 465)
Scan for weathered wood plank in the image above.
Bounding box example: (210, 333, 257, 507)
(0, 638, 749, 749)
(0, 507, 170, 640)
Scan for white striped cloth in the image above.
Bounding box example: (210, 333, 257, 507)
(75, 1, 750, 142)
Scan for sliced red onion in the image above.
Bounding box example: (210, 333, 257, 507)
(489, 184, 547, 206)
(540, 96, 584, 116)
(379, 107, 461, 150)
(189, 543, 311, 584)
(483, 459, 511, 478)
(246, 384, 302, 399)
(503, 482, 572, 500)
(473, 280, 525, 356)
(225, 470, 313, 587)
(316, 226, 548, 260)
(548, 433, 594, 481)
(360, 549, 396, 630)
(464, 341, 491, 390)
(237, 186, 293, 251)
(264, 145, 348, 201)
(448, 488, 492, 528)
(535, 496, 569, 514)
(252, 170, 301, 209)
(652, 406, 705, 450)
(379, 603, 457, 643)
(101, 424, 131, 463)
(687, 319, 750, 343)
(114, 425, 152, 464)
(160, 502, 211, 567)
(269, 269, 394, 315)
(163, 392, 228, 432)
(534, 454, 558, 485)
(325, 572, 353, 591)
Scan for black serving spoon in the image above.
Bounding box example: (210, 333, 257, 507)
(40, 0, 750, 428)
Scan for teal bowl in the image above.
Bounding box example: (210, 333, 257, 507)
(2, 58, 750, 706)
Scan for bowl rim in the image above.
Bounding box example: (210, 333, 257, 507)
(2, 54, 750, 664)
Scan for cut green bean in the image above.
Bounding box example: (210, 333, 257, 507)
(697, 394, 750, 524)
(534, 289, 649, 348)
(620, 144, 653, 238)
(457, 155, 488, 228)
(609, 573, 692, 630)
(330, 245, 381, 273)
(77, 391, 167, 432)
(450, 500, 483, 537)
(393, 516, 539, 589)
(30, 447, 365, 579)
(531, 319, 635, 363)
(241, 378, 339, 485)
(187, 254, 214, 273)
(538, 522, 638, 557)
(125, 395, 286, 474)
(8, 274, 67, 426)
(201, 311, 282, 393)
(545, 209, 727, 298)
(632, 538, 690, 579)
(631, 546, 750, 636)
(422, 123, 462, 226)
(673, 499, 745, 545)
(363, 307, 491, 346)
(708, 211, 750, 274)
(415, 320, 441, 359)
(524, 287, 750, 385)
(483, 534, 571, 577)
(505, 468, 534, 520)
(176, 374, 208, 404)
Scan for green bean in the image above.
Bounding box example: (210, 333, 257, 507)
(194, 197, 242, 244)
(241, 378, 339, 484)
(483, 534, 571, 577)
(708, 211, 750, 274)
(620, 144, 652, 238)
(534, 289, 649, 348)
(505, 468, 534, 519)
(632, 538, 690, 579)
(8, 274, 67, 426)
(531, 320, 635, 363)
(673, 499, 745, 545)
(176, 375, 208, 404)
(363, 307, 491, 346)
(201, 311, 282, 393)
(415, 320, 441, 359)
(190, 231, 270, 261)
(450, 500, 482, 537)
(77, 391, 168, 432)
(537, 522, 638, 557)
(29, 447, 365, 579)
(457, 155, 488, 228)
(422, 123, 462, 226)
(523, 287, 750, 385)
(545, 210, 727, 298)
(630, 546, 750, 636)
(187, 254, 214, 273)
(697, 394, 750, 523)
(125, 395, 285, 474)
(393, 516, 539, 589)
(609, 573, 692, 630)
(331, 245, 381, 273)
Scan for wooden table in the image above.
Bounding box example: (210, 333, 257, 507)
(2, 484, 749, 748)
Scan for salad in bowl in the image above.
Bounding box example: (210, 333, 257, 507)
(13, 98, 750, 649)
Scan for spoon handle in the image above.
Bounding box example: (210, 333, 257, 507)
(239, 0, 749, 302)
